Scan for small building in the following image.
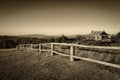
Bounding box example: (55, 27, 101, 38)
(85, 30, 111, 41)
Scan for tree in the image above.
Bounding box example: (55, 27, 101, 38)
(0, 39, 16, 49)
(75, 35, 84, 41)
(48, 37, 55, 42)
(116, 32, 120, 44)
(54, 35, 68, 43)
(60, 35, 68, 42)
(116, 32, 120, 39)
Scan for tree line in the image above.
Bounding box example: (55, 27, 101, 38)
(0, 32, 120, 49)
(0, 35, 74, 49)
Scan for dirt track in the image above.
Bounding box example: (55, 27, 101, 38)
(0, 49, 120, 80)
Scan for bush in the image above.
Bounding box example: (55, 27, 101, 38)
(0, 39, 16, 49)
(0, 36, 48, 49)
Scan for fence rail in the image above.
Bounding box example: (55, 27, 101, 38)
(16, 43, 120, 69)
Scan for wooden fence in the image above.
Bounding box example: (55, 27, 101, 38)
(16, 43, 120, 69)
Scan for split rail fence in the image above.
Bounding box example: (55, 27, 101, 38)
(17, 43, 120, 69)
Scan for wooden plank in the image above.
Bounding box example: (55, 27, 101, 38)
(39, 44, 42, 53)
(31, 49, 51, 51)
(70, 45, 75, 61)
(51, 44, 54, 55)
(41, 49, 51, 51)
(50, 43, 120, 50)
(52, 43, 71, 46)
(73, 44, 120, 50)
(53, 51, 70, 57)
(18, 43, 120, 50)
(73, 56, 120, 69)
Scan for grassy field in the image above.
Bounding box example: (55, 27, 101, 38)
(0, 49, 120, 80)
(54, 45, 120, 64)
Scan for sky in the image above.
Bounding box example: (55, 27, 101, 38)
(0, 0, 120, 35)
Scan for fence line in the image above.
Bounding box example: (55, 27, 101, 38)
(16, 43, 120, 69)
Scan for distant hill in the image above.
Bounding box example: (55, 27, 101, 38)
(18, 34, 59, 39)
(17, 34, 83, 39)
(0, 34, 77, 39)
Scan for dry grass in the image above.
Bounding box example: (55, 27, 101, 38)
(75, 50, 120, 64)
(0, 49, 120, 80)
(53, 45, 120, 64)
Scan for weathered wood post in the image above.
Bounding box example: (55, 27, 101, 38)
(70, 44, 75, 61)
(23, 45, 25, 49)
(16, 45, 19, 49)
(27, 44, 30, 52)
(51, 43, 54, 55)
(26, 44, 28, 50)
(39, 44, 42, 53)
(25, 44, 27, 50)
(30, 44, 33, 52)
(27, 44, 30, 51)
(22, 45, 24, 49)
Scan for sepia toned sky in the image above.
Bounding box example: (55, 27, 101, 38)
(0, 0, 120, 35)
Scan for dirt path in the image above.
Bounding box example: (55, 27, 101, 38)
(0, 49, 120, 80)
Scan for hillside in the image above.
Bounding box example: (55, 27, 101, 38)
(0, 49, 120, 80)
(18, 34, 58, 39)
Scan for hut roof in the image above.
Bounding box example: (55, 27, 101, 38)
(88, 30, 108, 36)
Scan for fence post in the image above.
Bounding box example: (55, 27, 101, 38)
(30, 44, 33, 52)
(28, 44, 30, 52)
(25, 44, 27, 50)
(70, 44, 75, 61)
(51, 43, 54, 55)
(22, 45, 24, 49)
(39, 44, 42, 53)
(26, 45, 28, 50)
